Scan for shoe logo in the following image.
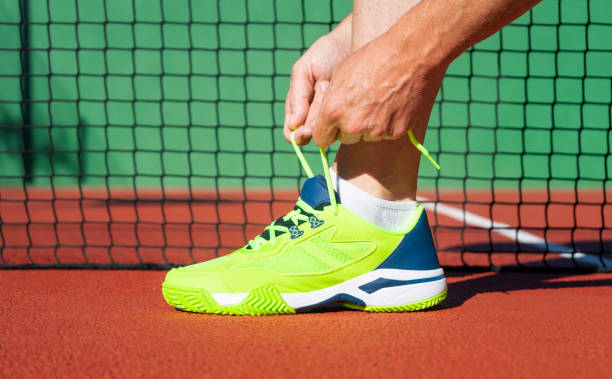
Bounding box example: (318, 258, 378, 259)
(289, 225, 304, 239)
(309, 215, 324, 229)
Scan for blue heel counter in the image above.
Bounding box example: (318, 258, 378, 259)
(376, 210, 440, 270)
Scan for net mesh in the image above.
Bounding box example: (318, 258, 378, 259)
(0, 0, 610, 270)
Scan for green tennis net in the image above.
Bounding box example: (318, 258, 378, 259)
(0, 0, 610, 270)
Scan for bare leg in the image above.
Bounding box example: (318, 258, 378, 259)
(333, 0, 432, 201)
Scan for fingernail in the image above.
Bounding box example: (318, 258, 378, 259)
(320, 81, 329, 92)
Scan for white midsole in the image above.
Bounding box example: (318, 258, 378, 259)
(211, 268, 446, 309)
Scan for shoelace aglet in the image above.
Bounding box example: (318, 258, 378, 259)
(407, 130, 441, 170)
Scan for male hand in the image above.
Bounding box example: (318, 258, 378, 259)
(283, 17, 352, 145)
(311, 31, 448, 148)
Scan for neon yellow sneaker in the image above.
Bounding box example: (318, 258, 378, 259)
(162, 132, 447, 315)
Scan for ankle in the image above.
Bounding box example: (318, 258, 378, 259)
(330, 168, 417, 231)
(331, 164, 417, 201)
(332, 138, 420, 201)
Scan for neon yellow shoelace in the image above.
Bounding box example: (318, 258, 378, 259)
(246, 129, 439, 249)
(247, 204, 321, 249)
(291, 129, 440, 215)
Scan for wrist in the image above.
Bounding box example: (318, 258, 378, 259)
(381, 24, 450, 78)
(328, 13, 353, 52)
(381, 1, 458, 75)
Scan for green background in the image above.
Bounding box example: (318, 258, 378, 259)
(0, 0, 610, 190)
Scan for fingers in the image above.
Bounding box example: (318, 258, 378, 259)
(290, 75, 410, 147)
(283, 63, 314, 139)
(290, 80, 329, 145)
(311, 88, 342, 148)
(284, 80, 330, 146)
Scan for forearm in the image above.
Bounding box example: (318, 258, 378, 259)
(385, 0, 542, 69)
(352, 0, 421, 50)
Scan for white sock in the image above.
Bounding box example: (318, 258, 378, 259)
(329, 168, 417, 232)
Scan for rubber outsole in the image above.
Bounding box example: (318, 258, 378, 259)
(162, 284, 295, 315)
(162, 283, 447, 316)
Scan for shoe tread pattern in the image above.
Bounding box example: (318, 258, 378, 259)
(162, 284, 296, 315)
(363, 290, 447, 313)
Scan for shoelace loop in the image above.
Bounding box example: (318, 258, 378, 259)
(246, 129, 439, 250)
(290, 129, 439, 216)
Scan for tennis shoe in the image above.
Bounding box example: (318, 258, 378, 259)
(162, 133, 447, 315)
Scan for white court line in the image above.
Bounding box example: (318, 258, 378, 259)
(417, 197, 611, 268)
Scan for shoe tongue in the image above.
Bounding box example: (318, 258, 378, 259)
(299, 175, 338, 210)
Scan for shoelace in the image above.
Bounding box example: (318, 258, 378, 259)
(246, 204, 320, 249)
(245, 129, 439, 250)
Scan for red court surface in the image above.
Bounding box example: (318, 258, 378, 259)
(1, 270, 611, 377)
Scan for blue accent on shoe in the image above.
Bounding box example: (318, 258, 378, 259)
(299, 175, 339, 209)
(376, 210, 440, 270)
(289, 225, 304, 239)
(358, 275, 446, 295)
(301, 293, 366, 310)
(309, 215, 324, 229)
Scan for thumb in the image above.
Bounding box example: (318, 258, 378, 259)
(293, 81, 330, 145)
(284, 64, 314, 130)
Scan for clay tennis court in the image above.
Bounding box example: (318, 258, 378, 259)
(2, 269, 610, 377)
(2, 0, 612, 376)
(2, 188, 611, 376)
